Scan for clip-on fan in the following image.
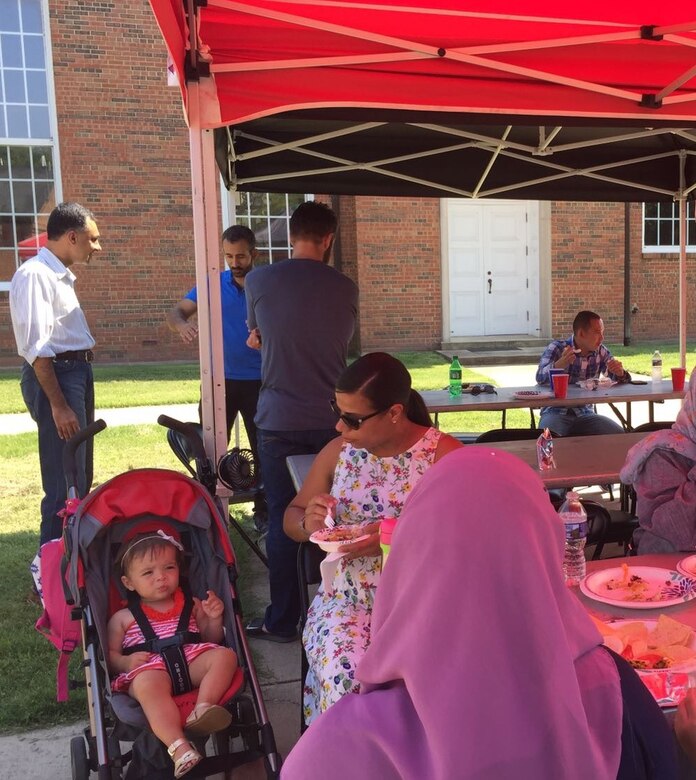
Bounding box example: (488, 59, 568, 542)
(217, 448, 257, 492)
(161, 416, 268, 568)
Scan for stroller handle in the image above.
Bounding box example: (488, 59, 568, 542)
(158, 414, 208, 461)
(63, 419, 107, 496)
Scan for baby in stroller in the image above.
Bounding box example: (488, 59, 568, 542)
(107, 529, 238, 778)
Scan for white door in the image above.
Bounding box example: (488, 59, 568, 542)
(445, 199, 538, 337)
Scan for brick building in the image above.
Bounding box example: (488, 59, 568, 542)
(0, 0, 693, 369)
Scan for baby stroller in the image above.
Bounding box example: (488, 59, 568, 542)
(61, 421, 281, 779)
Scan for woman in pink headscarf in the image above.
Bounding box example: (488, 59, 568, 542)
(620, 366, 696, 553)
(282, 448, 675, 780)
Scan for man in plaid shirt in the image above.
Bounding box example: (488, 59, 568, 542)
(535, 310, 631, 436)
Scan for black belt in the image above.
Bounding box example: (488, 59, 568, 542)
(53, 350, 94, 363)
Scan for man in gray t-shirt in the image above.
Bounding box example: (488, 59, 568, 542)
(245, 201, 358, 641)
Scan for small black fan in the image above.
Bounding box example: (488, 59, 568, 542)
(217, 447, 257, 491)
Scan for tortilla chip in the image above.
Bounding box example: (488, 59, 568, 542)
(651, 615, 693, 648)
(662, 644, 696, 664)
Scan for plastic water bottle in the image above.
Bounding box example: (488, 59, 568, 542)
(558, 491, 588, 586)
(651, 350, 663, 383)
(449, 355, 462, 397)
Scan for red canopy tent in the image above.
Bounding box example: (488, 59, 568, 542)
(147, 0, 696, 461)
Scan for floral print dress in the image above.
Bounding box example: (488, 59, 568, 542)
(302, 427, 442, 724)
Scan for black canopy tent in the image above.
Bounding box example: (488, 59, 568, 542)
(217, 114, 696, 202)
(148, 0, 696, 465)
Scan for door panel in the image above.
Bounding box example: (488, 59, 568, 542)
(447, 200, 536, 337)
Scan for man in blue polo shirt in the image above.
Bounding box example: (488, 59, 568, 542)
(168, 225, 266, 528)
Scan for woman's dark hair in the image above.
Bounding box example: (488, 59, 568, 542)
(336, 352, 432, 427)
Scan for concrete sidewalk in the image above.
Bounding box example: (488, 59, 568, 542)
(1, 363, 679, 435)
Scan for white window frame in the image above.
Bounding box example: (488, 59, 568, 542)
(230, 191, 311, 264)
(0, 0, 62, 291)
(642, 201, 696, 254)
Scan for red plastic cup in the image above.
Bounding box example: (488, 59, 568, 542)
(672, 367, 687, 392)
(549, 368, 565, 392)
(553, 373, 569, 399)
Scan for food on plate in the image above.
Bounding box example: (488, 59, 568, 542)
(602, 563, 660, 601)
(591, 614, 696, 671)
(311, 525, 367, 544)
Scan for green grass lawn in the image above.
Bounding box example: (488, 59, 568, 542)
(0, 424, 259, 733)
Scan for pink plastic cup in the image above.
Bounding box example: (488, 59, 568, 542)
(672, 367, 687, 392)
(553, 373, 569, 399)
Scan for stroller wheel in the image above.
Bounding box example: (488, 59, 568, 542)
(70, 735, 91, 780)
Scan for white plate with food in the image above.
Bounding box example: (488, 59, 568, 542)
(580, 564, 696, 608)
(677, 555, 696, 578)
(309, 524, 371, 553)
(591, 614, 696, 707)
(512, 390, 553, 400)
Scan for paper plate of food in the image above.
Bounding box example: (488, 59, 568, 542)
(591, 614, 696, 707)
(512, 390, 553, 400)
(309, 524, 372, 553)
(580, 563, 696, 608)
(677, 555, 696, 578)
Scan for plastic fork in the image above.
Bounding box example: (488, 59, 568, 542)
(324, 510, 335, 528)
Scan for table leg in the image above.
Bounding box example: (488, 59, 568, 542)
(608, 402, 630, 431)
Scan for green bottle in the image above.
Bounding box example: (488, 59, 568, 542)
(449, 355, 462, 397)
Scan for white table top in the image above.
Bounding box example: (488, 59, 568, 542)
(421, 379, 683, 414)
(472, 431, 646, 489)
(286, 430, 648, 493)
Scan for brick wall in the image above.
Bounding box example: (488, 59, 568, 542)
(0, 1, 691, 369)
(628, 203, 696, 343)
(352, 196, 441, 352)
(550, 202, 695, 344)
(0, 0, 198, 368)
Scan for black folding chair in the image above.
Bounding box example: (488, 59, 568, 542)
(297, 542, 326, 733)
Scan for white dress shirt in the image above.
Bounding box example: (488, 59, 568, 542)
(9, 247, 95, 364)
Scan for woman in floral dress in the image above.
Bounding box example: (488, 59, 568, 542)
(284, 352, 463, 724)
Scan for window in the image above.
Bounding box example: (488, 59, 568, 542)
(643, 202, 696, 253)
(0, 0, 59, 290)
(235, 192, 308, 264)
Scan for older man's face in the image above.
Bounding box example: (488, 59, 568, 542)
(72, 218, 101, 265)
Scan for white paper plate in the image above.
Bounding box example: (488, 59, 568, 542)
(309, 525, 370, 553)
(512, 390, 553, 400)
(580, 566, 696, 609)
(677, 555, 696, 578)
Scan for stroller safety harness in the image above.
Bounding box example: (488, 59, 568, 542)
(124, 582, 201, 696)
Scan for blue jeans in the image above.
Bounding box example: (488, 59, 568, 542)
(21, 359, 95, 545)
(257, 427, 338, 636)
(539, 407, 624, 436)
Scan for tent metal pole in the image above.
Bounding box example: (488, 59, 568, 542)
(188, 79, 229, 471)
(679, 150, 687, 368)
(680, 197, 687, 368)
(623, 203, 631, 346)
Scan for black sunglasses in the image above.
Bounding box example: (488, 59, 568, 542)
(330, 398, 387, 430)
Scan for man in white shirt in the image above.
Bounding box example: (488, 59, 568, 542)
(10, 202, 102, 545)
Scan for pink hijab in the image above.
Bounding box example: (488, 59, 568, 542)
(282, 448, 622, 780)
